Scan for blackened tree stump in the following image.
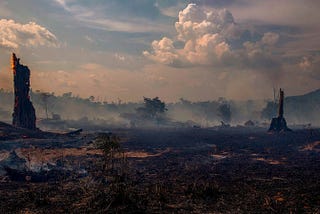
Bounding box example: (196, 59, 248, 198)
(11, 53, 36, 130)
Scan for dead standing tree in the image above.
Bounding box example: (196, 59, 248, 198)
(39, 92, 54, 119)
(268, 88, 291, 132)
(11, 53, 36, 130)
(218, 102, 231, 125)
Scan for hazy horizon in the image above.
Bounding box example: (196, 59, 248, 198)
(0, 1, 319, 102)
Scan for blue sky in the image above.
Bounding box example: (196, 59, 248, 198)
(0, 0, 319, 101)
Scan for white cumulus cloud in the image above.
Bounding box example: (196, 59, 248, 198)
(175, 4, 235, 41)
(143, 37, 179, 65)
(144, 3, 281, 69)
(144, 4, 236, 66)
(0, 19, 58, 49)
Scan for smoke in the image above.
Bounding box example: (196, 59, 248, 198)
(0, 88, 319, 129)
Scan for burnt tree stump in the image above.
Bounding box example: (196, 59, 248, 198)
(11, 53, 36, 130)
(268, 88, 291, 132)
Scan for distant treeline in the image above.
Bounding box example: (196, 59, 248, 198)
(0, 88, 319, 126)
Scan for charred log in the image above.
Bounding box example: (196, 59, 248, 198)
(66, 128, 83, 136)
(11, 53, 36, 130)
(268, 89, 291, 132)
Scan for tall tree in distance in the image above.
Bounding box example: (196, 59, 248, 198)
(136, 97, 168, 120)
(218, 102, 231, 124)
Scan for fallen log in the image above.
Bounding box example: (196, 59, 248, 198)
(65, 129, 83, 136)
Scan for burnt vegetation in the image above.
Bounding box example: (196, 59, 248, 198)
(0, 128, 319, 213)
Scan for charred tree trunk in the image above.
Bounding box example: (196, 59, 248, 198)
(11, 53, 36, 130)
(268, 88, 291, 132)
(278, 89, 284, 118)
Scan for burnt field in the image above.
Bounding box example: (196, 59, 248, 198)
(0, 126, 320, 213)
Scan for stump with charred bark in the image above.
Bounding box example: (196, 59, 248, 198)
(11, 53, 36, 130)
(268, 89, 291, 132)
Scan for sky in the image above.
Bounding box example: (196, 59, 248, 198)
(0, 0, 319, 102)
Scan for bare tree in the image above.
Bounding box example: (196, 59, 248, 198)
(40, 92, 54, 119)
(218, 103, 231, 124)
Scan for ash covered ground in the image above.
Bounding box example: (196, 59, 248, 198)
(0, 124, 319, 213)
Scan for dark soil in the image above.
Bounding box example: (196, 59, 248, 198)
(0, 127, 319, 213)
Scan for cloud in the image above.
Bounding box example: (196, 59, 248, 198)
(299, 57, 312, 71)
(261, 32, 279, 46)
(144, 4, 238, 66)
(157, 2, 186, 18)
(53, 0, 170, 33)
(144, 3, 284, 71)
(114, 53, 126, 61)
(175, 4, 235, 41)
(297, 55, 320, 79)
(0, 19, 58, 49)
(228, 0, 320, 27)
(243, 32, 280, 60)
(143, 37, 180, 65)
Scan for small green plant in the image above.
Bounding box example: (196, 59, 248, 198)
(94, 133, 121, 171)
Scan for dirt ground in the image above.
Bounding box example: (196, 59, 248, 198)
(0, 127, 319, 213)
